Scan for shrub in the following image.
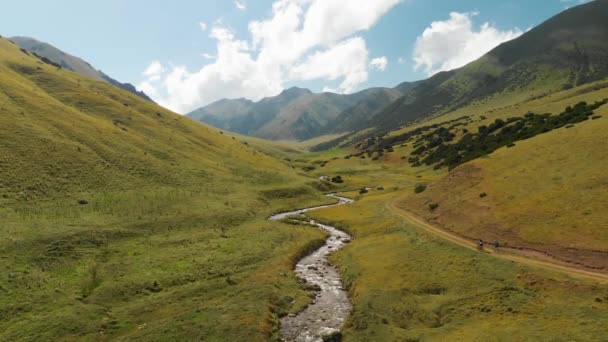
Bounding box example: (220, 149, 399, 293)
(331, 176, 344, 184)
(147, 281, 163, 292)
(429, 203, 439, 211)
(414, 184, 427, 194)
(479, 192, 487, 198)
(78, 200, 89, 205)
(359, 188, 368, 195)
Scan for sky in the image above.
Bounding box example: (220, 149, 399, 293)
(0, 0, 592, 114)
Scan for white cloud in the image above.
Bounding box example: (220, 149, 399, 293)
(397, 57, 406, 64)
(142, 61, 165, 82)
(370, 57, 388, 71)
(413, 12, 523, 76)
(290, 37, 370, 93)
(301, 0, 401, 45)
(140, 0, 401, 113)
(234, 0, 247, 11)
(201, 53, 215, 60)
(199, 21, 207, 31)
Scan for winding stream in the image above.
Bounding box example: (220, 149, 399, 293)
(269, 194, 354, 342)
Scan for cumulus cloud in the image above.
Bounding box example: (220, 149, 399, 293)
(370, 57, 388, 71)
(199, 22, 207, 31)
(234, 0, 247, 11)
(138, 0, 401, 114)
(413, 12, 523, 75)
(142, 61, 165, 81)
(290, 38, 370, 93)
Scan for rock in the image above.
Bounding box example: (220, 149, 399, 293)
(319, 327, 342, 342)
(305, 284, 322, 291)
(307, 266, 318, 271)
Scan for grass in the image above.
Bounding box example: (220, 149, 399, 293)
(400, 103, 608, 268)
(291, 78, 608, 341)
(308, 191, 608, 341)
(0, 37, 334, 341)
(3, 30, 608, 341)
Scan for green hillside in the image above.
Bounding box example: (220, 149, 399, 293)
(315, 0, 608, 150)
(327, 87, 404, 133)
(3, 1, 608, 341)
(399, 91, 608, 269)
(0, 37, 332, 341)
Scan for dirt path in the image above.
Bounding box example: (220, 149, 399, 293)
(387, 197, 608, 284)
(269, 194, 354, 342)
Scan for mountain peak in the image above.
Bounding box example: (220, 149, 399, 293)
(280, 87, 313, 96)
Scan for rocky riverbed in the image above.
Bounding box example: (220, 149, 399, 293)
(269, 194, 353, 342)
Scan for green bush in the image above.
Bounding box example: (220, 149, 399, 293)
(429, 203, 439, 211)
(359, 188, 369, 195)
(331, 176, 344, 184)
(479, 192, 487, 198)
(414, 184, 427, 194)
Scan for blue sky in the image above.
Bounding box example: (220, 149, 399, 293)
(0, 0, 590, 113)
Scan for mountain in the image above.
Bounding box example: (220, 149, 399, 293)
(9, 36, 153, 102)
(187, 86, 411, 141)
(328, 82, 418, 133)
(366, 0, 608, 134)
(187, 98, 255, 130)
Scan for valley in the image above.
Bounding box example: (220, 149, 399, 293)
(1, 1, 608, 341)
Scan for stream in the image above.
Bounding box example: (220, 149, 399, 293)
(269, 194, 354, 342)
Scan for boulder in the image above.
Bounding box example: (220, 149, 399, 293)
(319, 327, 342, 342)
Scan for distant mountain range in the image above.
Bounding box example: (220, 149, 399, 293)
(187, 84, 413, 141)
(188, 0, 608, 143)
(10, 36, 153, 102)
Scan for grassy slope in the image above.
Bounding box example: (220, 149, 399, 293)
(397, 85, 608, 269)
(295, 80, 608, 340)
(313, 191, 608, 341)
(292, 149, 608, 341)
(0, 37, 332, 341)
